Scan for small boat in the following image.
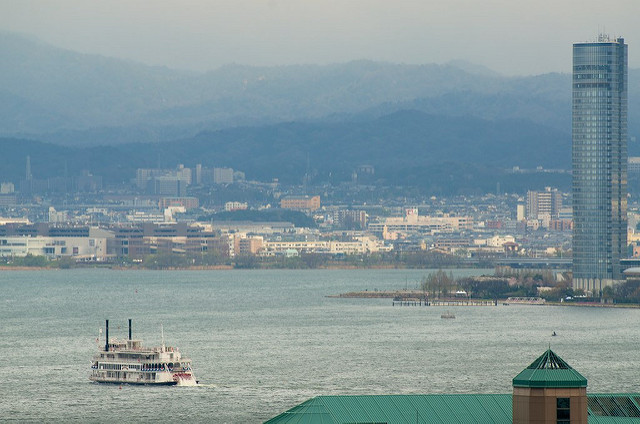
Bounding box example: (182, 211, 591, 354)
(441, 311, 455, 319)
(552, 331, 557, 337)
(90, 319, 197, 386)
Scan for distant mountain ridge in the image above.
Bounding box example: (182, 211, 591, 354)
(3, 31, 637, 149)
(1, 31, 638, 194)
(0, 109, 571, 195)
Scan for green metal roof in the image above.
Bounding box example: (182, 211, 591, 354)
(264, 394, 513, 424)
(265, 394, 640, 424)
(512, 348, 588, 388)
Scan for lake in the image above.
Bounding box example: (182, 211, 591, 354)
(1, 268, 639, 423)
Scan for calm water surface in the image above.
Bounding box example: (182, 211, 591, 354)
(1, 269, 639, 423)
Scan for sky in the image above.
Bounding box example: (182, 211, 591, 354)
(1, 0, 638, 76)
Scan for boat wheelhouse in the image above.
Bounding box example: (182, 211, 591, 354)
(89, 319, 197, 386)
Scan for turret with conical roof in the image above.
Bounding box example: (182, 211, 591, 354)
(513, 348, 587, 389)
(512, 349, 587, 423)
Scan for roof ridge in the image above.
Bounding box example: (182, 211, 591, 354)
(527, 349, 571, 370)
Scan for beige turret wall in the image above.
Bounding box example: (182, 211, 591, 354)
(513, 387, 587, 424)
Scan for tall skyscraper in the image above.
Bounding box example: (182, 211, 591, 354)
(572, 35, 628, 294)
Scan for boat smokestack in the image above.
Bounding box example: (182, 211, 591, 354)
(105, 319, 109, 352)
(128, 319, 132, 340)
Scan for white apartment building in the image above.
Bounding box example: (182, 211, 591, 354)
(474, 235, 516, 248)
(369, 208, 473, 235)
(0, 228, 111, 260)
(262, 236, 391, 256)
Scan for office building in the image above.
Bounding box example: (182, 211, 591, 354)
(572, 35, 628, 293)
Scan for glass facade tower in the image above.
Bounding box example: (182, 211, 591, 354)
(572, 36, 628, 294)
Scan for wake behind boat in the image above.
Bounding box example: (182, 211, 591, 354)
(90, 319, 197, 386)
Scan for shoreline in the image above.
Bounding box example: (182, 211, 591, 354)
(329, 290, 640, 308)
(0, 264, 464, 271)
(0, 266, 57, 271)
(327, 290, 425, 299)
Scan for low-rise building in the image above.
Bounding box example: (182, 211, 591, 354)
(369, 208, 473, 235)
(159, 197, 199, 210)
(262, 236, 390, 256)
(234, 235, 264, 255)
(225, 201, 248, 211)
(280, 195, 321, 211)
(0, 227, 112, 260)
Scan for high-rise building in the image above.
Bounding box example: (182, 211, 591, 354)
(526, 187, 562, 219)
(572, 35, 628, 294)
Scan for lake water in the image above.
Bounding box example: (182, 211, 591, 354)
(1, 268, 639, 423)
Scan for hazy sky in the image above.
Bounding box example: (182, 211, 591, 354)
(1, 0, 638, 75)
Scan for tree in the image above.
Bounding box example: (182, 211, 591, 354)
(421, 269, 455, 298)
(142, 253, 189, 269)
(602, 285, 614, 302)
(13, 254, 50, 267)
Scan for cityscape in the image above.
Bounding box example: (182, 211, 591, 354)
(1, 1, 640, 423)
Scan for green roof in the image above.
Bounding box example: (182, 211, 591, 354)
(512, 348, 588, 388)
(265, 394, 640, 424)
(264, 394, 513, 424)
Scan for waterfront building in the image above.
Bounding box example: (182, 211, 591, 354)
(109, 222, 226, 259)
(0, 228, 110, 260)
(0, 222, 230, 261)
(262, 236, 391, 256)
(235, 235, 264, 255)
(572, 35, 628, 293)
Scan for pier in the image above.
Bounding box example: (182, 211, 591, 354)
(428, 299, 497, 306)
(329, 290, 499, 307)
(392, 298, 429, 306)
(392, 298, 498, 307)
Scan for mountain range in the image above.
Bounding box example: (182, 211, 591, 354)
(1, 31, 638, 194)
